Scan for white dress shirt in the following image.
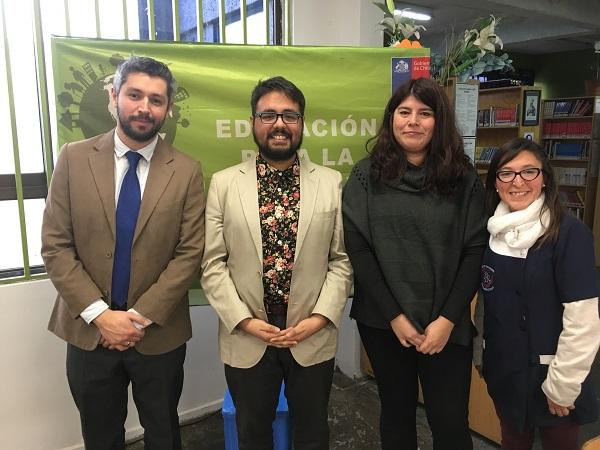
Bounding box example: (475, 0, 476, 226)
(79, 131, 158, 326)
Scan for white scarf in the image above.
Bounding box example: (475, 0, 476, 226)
(487, 194, 550, 258)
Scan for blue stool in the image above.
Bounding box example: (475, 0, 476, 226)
(222, 383, 292, 450)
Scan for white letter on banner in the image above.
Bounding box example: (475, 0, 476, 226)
(322, 148, 336, 166)
(241, 150, 256, 161)
(330, 119, 338, 137)
(303, 122, 310, 137)
(340, 116, 357, 137)
(338, 148, 354, 165)
(361, 119, 377, 136)
(311, 119, 327, 137)
(297, 148, 309, 161)
(216, 120, 232, 138)
(235, 120, 251, 138)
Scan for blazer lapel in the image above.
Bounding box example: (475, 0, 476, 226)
(89, 130, 117, 239)
(295, 155, 318, 259)
(237, 158, 263, 262)
(133, 138, 175, 244)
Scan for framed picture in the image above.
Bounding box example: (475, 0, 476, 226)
(522, 90, 541, 126)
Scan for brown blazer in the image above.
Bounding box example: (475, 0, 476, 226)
(42, 130, 205, 355)
(201, 155, 353, 368)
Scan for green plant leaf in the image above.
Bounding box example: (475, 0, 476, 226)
(373, 2, 394, 18)
(386, 0, 396, 14)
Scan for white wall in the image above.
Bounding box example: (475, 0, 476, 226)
(293, 0, 382, 47)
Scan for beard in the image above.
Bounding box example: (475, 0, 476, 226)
(117, 106, 166, 143)
(253, 127, 303, 162)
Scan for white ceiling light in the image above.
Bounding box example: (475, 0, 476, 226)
(394, 3, 432, 21)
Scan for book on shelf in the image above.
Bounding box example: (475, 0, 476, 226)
(477, 106, 519, 127)
(542, 120, 592, 139)
(558, 189, 584, 207)
(552, 167, 587, 186)
(565, 206, 584, 220)
(475, 146, 499, 163)
(544, 98, 594, 118)
(550, 141, 589, 159)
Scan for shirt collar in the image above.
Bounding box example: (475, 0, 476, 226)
(113, 131, 158, 162)
(256, 154, 300, 180)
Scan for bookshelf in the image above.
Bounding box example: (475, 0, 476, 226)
(474, 86, 542, 180)
(541, 96, 599, 228)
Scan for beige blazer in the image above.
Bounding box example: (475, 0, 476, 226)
(42, 130, 205, 355)
(201, 154, 353, 368)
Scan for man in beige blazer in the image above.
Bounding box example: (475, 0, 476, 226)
(201, 76, 352, 450)
(42, 56, 205, 450)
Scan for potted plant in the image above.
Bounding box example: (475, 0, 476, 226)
(373, 0, 426, 48)
(430, 15, 513, 85)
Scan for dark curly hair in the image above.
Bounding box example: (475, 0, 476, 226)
(369, 77, 471, 195)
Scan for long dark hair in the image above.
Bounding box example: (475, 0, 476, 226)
(485, 137, 562, 244)
(369, 77, 471, 195)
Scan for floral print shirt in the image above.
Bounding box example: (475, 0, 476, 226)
(257, 154, 301, 311)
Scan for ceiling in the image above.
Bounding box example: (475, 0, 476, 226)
(394, 0, 600, 55)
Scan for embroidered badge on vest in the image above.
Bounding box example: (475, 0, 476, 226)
(481, 265, 495, 291)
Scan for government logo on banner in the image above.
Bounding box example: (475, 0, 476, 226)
(391, 56, 430, 93)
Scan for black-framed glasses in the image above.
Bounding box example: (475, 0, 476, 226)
(496, 168, 543, 183)
(255, 112, 303, 124)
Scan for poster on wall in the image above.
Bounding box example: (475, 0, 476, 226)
(52, 37, 430, 183)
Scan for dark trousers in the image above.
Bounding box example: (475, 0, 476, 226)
(224, 323, 334, 450)
(496, 409, 581, 450)
(66, 343, 186, 450)
(358, 323, 473, 450)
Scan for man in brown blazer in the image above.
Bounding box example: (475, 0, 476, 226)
(42, 56, 205, 450)
(201, 76, 353, 450)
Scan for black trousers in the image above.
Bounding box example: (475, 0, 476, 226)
(358, 323, 473, 450)
(66, 343, 186, 450)
(224, 319, 334, 450)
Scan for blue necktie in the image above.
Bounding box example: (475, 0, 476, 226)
(111, 151, 143, 308)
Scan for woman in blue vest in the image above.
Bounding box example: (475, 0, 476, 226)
(343, 77, 488, 449)
(481, 137, 600, 449)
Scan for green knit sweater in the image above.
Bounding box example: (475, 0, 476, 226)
(342, 157, 488, 345)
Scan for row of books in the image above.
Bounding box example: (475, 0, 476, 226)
(553, 167, 587, 186)
(559, 189, 584, 208)
(544, 141, 590, 160)
(542, 120, 593, 139)
(477, 106, 519, 127)
(560, 190, 585, 219)
(474, 146, 499, 163)
(565, 206, 584, 220)
(543, 99, 594, 118)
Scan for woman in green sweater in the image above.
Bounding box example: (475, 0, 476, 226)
(342, 77, 488, 450)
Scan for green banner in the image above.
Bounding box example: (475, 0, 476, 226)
(52, 37, 429, 181)
(51, 37, 429, 305)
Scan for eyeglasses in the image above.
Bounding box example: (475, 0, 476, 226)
(254, 112, 303, 124)
(496, 168, 543, 183)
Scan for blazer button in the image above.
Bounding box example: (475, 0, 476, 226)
(106, 251, 112, 258)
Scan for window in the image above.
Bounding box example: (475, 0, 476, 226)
(0, 0, 291, 281)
